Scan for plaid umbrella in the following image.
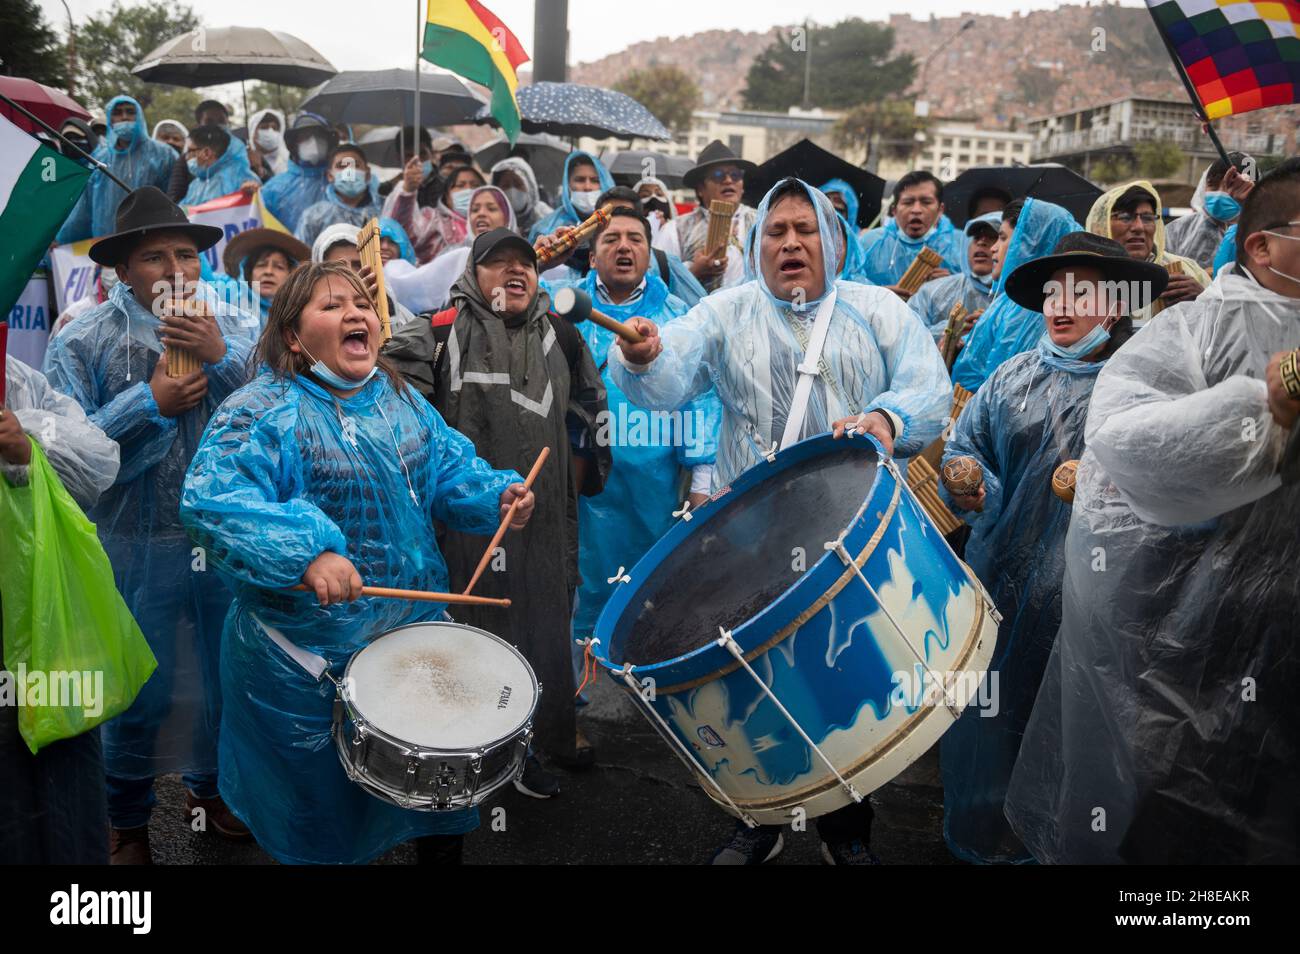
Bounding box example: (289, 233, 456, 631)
(475, 82, 672, 141)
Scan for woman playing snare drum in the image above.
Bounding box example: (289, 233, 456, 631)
(180, 261, 533, 865)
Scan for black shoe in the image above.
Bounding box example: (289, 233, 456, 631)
(820, 838, 881, 865)
(709, 821, 784, 865)
(513, 755, 561, 799)
(550, 729, 596, 771)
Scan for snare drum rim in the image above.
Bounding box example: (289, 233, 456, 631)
(592, 433, 891, 683)
(340, 620, 540, 755)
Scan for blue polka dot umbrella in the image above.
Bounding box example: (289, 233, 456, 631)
(474, 82, 672, 141)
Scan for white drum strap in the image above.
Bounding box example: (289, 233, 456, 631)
(779, 289, 838, 451)
(252, 614, 331, 682)
(717, 629, 864, 805)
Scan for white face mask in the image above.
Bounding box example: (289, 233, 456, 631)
(296, 137, 325, 165)
(504, 187, 530, 213)
(571, 189, 598, 215)
(1261, 227, 1300, 287)
(255, 128, 283, 151)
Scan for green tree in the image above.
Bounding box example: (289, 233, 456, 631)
(244, 81, 310, 121)
(1093, 154, 1134, 184)
(833, 101, 929, 165)
(613, 65, 700, 133)
(0, 0, 69, 88)
(1135, 139, 1185, 180)
(743, 18, 915, 111)
(73, 0, 203, 119)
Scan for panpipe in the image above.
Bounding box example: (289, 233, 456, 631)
(164, 297, 202, 378)
(938, 302, 968, 370)
(920, 382, 976, 471)
(705, 200, 738, 257)
(356, 218, 392, 342)
(905, 455, 964, 535)
(534, 203, 616, 268)
(1148, 259, 1182, 317)
(897, 246, 944, 295)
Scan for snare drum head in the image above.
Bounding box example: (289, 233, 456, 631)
(346, 623, 537, 750)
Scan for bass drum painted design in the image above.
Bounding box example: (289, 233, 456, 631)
(333, 621, 538, 811)
(594, 434, 999, 826)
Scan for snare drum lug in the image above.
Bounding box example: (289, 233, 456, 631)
(433, 761, 457, 810)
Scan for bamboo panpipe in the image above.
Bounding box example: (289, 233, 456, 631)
(356, 218, 392, 342)
(906, 455, 964, 535)
(897, 246, 944, 295)
(938, 302, 968, 370)
(164, 297, 203, 378)
(705, 199, 738, 258)
(534, 203, 617, 267)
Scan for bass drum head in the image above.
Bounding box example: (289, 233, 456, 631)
(346, 622, 537, 751)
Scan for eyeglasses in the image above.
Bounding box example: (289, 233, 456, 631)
(1111, 212, 1157, 226)
(707, 168, 745, 183)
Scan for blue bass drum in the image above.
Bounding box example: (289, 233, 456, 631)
(593, 434, 999, 826)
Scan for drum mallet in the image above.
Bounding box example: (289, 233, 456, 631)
(291, 584, 511, 608)
(462, 445, 551, 596)
(551, 287, 645, 344)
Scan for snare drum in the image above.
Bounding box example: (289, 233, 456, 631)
(332, 621, 538, 810)
(593, 434, 999, 826)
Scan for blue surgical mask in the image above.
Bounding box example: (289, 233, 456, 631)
(1203, 191, 1241, 223)
(1042, 318, 1113, 360)
(111, 121, 136, 145)
(450, 189, 473, 214)
(294, 333, 378, 390)
(333, 166, 368, 198)
(421, 160, 433, 179)
(187, 157, 202, 176)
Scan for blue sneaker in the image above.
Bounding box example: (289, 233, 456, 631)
(709, 822, 784, 865)
(820, 838, 881, 865)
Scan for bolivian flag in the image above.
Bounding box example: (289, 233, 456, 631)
(423, 0, 530, 142)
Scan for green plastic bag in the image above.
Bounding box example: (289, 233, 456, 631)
(0, 436, 156, 754)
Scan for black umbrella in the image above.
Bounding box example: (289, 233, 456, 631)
(475, 134, 571, 193)
(743, 139, 884, 230)
(358, 126, 439, 168)
(604, 150, 694, 190)
(943, 164, 1102, 228)
(475, 82, 672, 141)
(299, 69, 485, 127)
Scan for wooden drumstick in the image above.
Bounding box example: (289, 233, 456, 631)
(551, 286, 645, 344)
(291, 584, 511, 607)
(462, 445, 550, 596)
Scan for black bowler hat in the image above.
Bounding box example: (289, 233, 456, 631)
(1004, 231, 1170, 314)
(88, 187, 225, 266)
(472, 227, 536, 267)
(683, 140, 758, 190)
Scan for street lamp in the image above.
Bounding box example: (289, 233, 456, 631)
(912, 18, 975, 170)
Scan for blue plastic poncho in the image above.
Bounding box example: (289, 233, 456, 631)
(179, 370, 520, 864)
(819, 177, 860, 232)
(180, 137, 255, 207)
(836, 212, 872, 283)
(294, 183, 382, 247)
(261, 159, 330, 233)
(527, 151, 615, 242)
(41, 280, 256, 781)
(55, 96, 175, 243)
(938, 338, 1106, 864)
(1213, 223, 1237, 276)
(859, 212, 966, 286)
(380, 216, 416, 265)
(952, 199, 1081, 391)
(908, 271, 995, 343)
(1005, 266, 1300, 864)
(545, 268, 720, 634)
(610, 178, 951, 487)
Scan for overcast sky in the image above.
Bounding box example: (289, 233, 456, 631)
(40, 0, 1147, 71)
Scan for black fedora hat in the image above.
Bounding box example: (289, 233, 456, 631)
(683, 140, 758, 190)
(222, 227, 311, 278)
(88, 187, 225, 266)
(1004, 231, 1170, 314)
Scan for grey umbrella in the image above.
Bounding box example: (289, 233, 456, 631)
(299, 69, 485, 128)
(475, 134, 571, 194)
(476, 82, 673, 141)
(358, 126, 440, 168)
(604, 150, 694, 190)
(132, 27, 337, 120)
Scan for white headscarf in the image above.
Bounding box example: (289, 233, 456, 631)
(249, 108, 288, 176)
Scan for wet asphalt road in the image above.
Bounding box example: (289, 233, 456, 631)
(145, 677, 958, 866)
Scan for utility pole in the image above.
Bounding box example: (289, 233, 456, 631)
(60, 0, 76, 93)
(534, 0, 569, 84)
(801, 20, 812, 111)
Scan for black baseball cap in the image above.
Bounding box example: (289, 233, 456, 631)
(472, 227, 536, 267)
